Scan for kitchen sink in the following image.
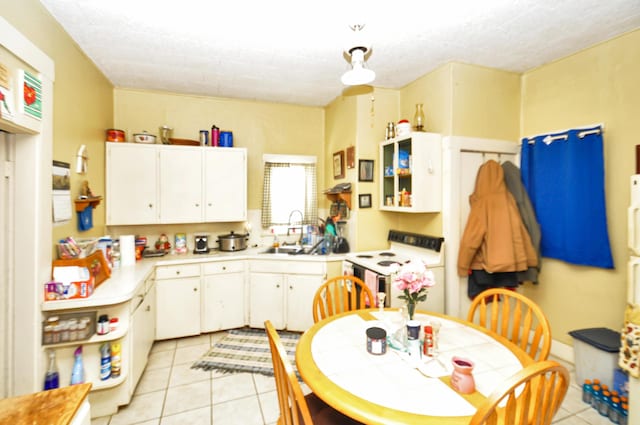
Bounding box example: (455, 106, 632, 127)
(261, 244, 319, 255)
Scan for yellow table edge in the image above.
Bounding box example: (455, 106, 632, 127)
(296, 309, 534, 425)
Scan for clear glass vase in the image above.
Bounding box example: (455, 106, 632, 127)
(407, 301, 416, 320)
(414, 103, 425, 132)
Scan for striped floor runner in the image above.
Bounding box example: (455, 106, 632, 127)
(191, 327, 301, 377)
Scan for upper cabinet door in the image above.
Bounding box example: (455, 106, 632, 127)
(204, 148, 247, 222)
(106, 143, 158, 225)
(159, 147, 203, 223)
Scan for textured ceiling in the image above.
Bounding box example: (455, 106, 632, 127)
(39, 0, 640, 107)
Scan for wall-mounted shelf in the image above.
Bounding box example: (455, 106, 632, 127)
(326, 191, 351, 209)
(74, 196, 102, 212)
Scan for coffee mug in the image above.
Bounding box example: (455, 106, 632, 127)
(219, 131, 233, 147)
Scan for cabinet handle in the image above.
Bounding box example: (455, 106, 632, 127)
(276, 284, 280, 288)
(148, 203, 153, 209)
(145, 305, 151, 312)
(222, 266, 226, 271)
(175, 270, 180, 275)
(193, 287, 198, 292)
(208, 203, 212, 207)
(195, 203, 200, 207)
(289, 285, 293, 290)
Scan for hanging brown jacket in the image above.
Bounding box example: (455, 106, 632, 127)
(457, 160, 538, 277)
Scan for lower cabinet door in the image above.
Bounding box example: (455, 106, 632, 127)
(249, 273, 285, 329)
(131, 284, 156, 391)
(155, 278, 201, 340)
(201, 272, 246, 332)
(286, 274, 323, 332)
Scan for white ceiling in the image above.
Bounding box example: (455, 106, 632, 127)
(39, 0, 640, 107)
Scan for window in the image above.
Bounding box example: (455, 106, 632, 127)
(261, 155, 317, 228)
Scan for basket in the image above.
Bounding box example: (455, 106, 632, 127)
(57, 238, 98, 259)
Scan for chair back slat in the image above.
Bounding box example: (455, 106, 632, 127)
(312, 275, 374, 323)
(470, 360, 570, 425)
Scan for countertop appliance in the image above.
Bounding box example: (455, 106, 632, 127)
(343, 230, 445, 313)
(194, 234, 209, 254)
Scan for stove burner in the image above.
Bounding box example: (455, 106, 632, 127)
(379, 252, 396, 257)
(356, 254, 374, 258)
(378, 260, 401, 267)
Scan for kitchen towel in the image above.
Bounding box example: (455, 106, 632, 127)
(364, 270, 378, 303)
(120, 235, 136, 266)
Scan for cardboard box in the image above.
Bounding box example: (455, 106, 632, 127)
(47, 266, 95, 300)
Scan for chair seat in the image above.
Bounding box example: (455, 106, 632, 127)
(304, 392, 362, 425)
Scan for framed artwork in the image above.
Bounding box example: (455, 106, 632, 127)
(333, 150, 345, 179)
(359, 159, 374, 182)
(359, 193, 372, 208)
(346, 146, 355, 169)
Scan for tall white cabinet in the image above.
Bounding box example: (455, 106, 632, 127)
(106, 143, 247, 225)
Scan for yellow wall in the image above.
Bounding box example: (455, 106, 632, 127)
(1, 0, 114, 248)
(520, 29, 640, 344)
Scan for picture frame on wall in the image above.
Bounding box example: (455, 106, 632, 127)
(359, 193, 372, 208)
(346, 146, 355, 169)
(359, 159, 374, 182)
(333, 150, 345, 179)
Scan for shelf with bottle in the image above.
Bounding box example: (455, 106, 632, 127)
(379, 132, 442, 212)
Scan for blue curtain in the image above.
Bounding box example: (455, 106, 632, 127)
(520, 126, 613, 268)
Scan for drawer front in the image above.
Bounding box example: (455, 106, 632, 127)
(202, 261, 245, 275)
(250, 260, 325, 275)
(155, 264, 201, 280)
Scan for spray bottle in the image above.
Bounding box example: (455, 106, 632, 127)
(70, 345, 85, 385)
(43, 349, 60, 390)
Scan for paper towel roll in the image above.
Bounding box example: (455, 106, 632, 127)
(120, 235, 136, 266)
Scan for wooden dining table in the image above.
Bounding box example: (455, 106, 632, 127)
(295, 308, 535, 425)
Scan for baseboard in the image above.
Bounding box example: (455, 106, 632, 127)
(550, 338, 574, 364)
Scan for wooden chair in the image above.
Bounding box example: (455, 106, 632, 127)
(469, 360, 570, 425)
(312, 275, 375, 323)
(467, 288, 552, 361)
(265, 320, 361, 425)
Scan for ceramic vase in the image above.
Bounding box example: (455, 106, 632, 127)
(450, 356, 475, 394)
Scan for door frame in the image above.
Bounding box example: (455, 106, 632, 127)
(442, 136, 519, 318)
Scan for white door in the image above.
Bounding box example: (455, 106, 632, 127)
(0, 131, 14, 398)
(159, 147, 203, 223)
(442, 136, 518, 318)
(204, 148, 247, 222)
(106, 144, 158, 224)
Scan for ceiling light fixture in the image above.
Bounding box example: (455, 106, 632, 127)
(341, 24, 375, 86)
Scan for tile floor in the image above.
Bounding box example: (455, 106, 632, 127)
(91, 332, 617, 425)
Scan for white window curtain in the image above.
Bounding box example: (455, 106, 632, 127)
(261, 155, 317, 228)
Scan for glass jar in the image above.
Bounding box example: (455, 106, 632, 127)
(414, 103, 425, 131)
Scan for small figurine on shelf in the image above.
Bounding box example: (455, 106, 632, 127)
(79, 180, 94, 199)
(155, 233, 171, 252)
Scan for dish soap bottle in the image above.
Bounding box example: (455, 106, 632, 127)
(70, 345, 85, 385)
(43, 349, 60, 390)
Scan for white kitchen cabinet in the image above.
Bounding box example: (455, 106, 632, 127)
(106, 143, 158, 225)
(159, 147, 203, 223)
(155, 264, 201, 340)
(201, 260, 246, 332)
(106, 143, 247, 225)
(379, 132, 442, 212)
(204, 148, 247, 222)
(129, 277, 156, 392)
(248, 260, 327, 331)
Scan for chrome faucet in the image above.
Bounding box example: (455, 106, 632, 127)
(287, 209, 304, 246)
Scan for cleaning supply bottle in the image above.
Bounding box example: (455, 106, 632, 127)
(43, 349, 60, 390)
(70, 345, 85, 385)
(100, 342, 111, 380)
(111, 340, 122, 378)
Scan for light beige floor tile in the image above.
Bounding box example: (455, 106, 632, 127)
(176, 334, 211, 348)
(169, 362, 211, 387)
(163, 380, 211, 417)
(160, 406, 211, 425)
(146, 350, 174, 371)
(90, 416, 110, 425)
(109, 390, 165, 425)
(258, 390, 280, 424)
(173, 343, 210, 366)
(151, 339, 177, 354)
(135, 366, 171, 395)
(553, 415, 592, 425)
(210, 331, 228, 345)
(252, 373, 276, 393)
(576, 408, 614, 425)
(561, 385, 591, 415)
(212, 395, 264, 425)
(212, 373, 256, 404)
